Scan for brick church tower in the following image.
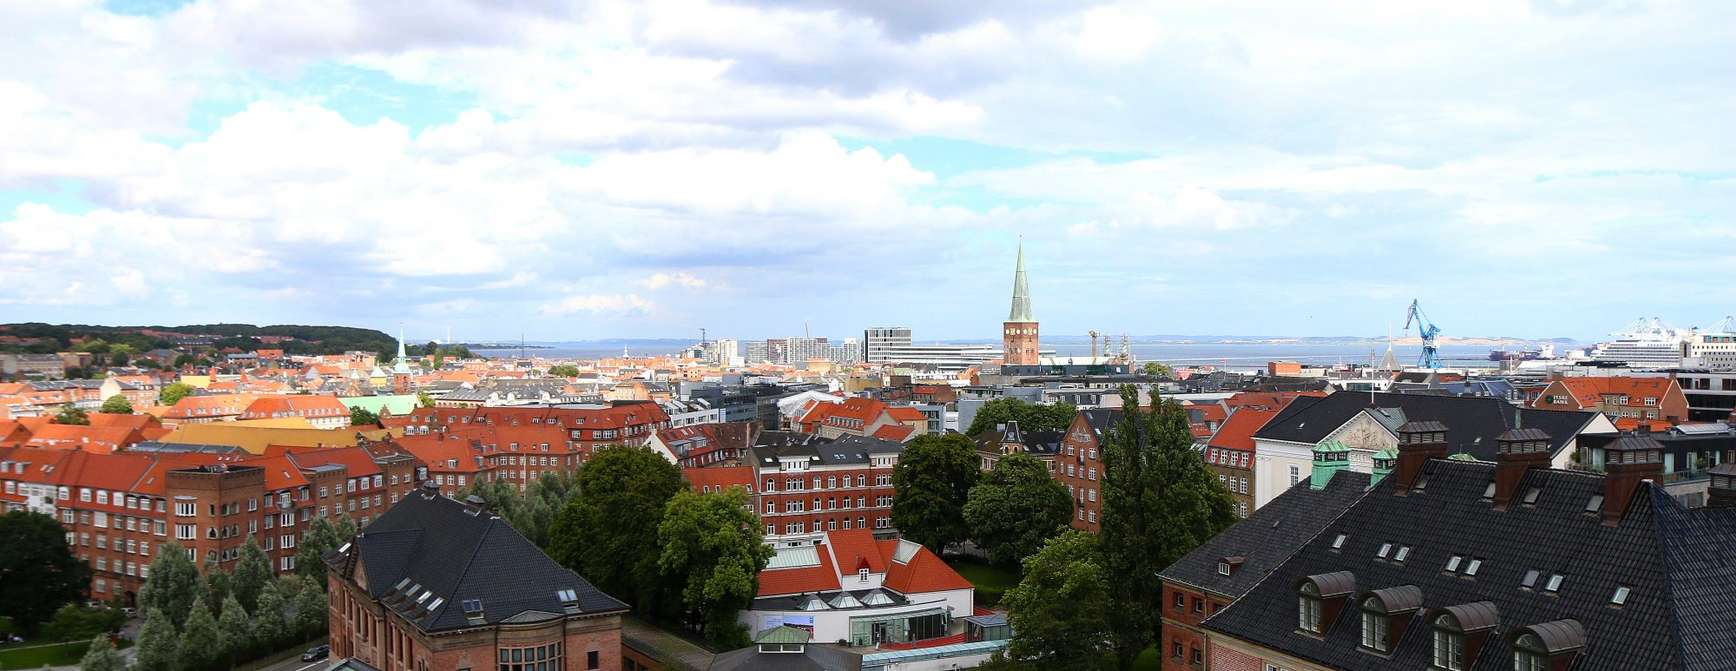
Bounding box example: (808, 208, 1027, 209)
(1003, 241, 1039, 366)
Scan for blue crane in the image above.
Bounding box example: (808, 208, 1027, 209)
(1403, 299, 1442, 369)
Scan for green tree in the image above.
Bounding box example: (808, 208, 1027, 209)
(41, 604, 125, 643)
(138, 542, 199, 627)
(964, 453, 1073, 567)
(547, 446, 684, 617)
(1098, 386, 1237, 670)
(231, 537, 272, 613)
(216, 594, 251, 666)
(890, 433, 980, 554)
(200, 563, 230, 616)
(110, 351, 130, 367)
(98, 395, 133, 414)
(462, 472, 580, 547)
(0, 511, 91, 633)
(293, 575, 327, 639)
(251, 578, 290, 651)
(172, 354, 195, 369)
(966, 398, 1078, 436)
(178, 596, 221, 671)
(1141, 362, 1176, 379)
(74, 338, 111, 354)
(54, 403, 90, 425)
(296, 514, 356, 586)
(132, 608, 179, 671)
(78, 634, 126, 671)
(657, 488, 773, 647)
(349, 405, 380, 427)
(547, 364, 581, 377)
(159, 382, 196, 406)
(416, 391, 435, 408)
(1001, 531, 1111, 670)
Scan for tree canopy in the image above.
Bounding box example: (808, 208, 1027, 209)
(158, 382, 196, 406)
(890, 433, 981, 554)
(964, 452, 1073, 567)
(97, 395, 133, 414)
(548, 446, 684, 618)
(657, 488, 774, 648)
(231, 537, 272, 613)
(547, 364, 581, 378)
(78, 634, 127, 671)
(41, 604, 125, 643)
(1097, 386, 1237, 670)
(966, 398, 1078, 436)
(1000, 531, 1112, 670)
(461, 471, 581, 548)
(132, 608, 178, 671)
(0, 511, 91, 633)
(53, 404, 90, 425)
(178, 596, 221, 671)
(138, 541, 199, 627)
(1141, 362, 1177, 379)
(349, 405, 380, 427)
(297, 514, 357, 586)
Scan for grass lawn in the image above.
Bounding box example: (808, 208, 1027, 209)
(945, 555, 1020, 607)
(1131, 645, 1161, 671)
(0, 638, 132, 670)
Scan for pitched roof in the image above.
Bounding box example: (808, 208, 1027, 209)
(879, 539, 973, 594)
(885, 406, 926, 423)
(330, 487, 627, 633)
(1159, 470, 1370, 599)
(684, 465, 754, 492)
(1206, 408, 1280, 452)
(826, 529, 889, 575)
(1546, 377, 1681, 409)
(1253, 392, 1599, 459)
(1203, 458, 1736, 670)
(757, 543, 842, 597)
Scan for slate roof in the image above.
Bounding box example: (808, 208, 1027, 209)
(328, 485, 627, 633)
(1159, 470, 1370, 599)
(707, 643, 862, 671)
(1253, 392, 1600, 460)
(1202, 457, 1736, 670)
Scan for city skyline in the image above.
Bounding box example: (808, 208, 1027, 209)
(3, 2, 1733, 341)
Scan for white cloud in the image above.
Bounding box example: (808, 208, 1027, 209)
(539, 293, 652, 316)
(640, 272, 708, 290)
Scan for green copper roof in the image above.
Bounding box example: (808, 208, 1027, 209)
(1007, 240, 1034, 322)
(1446, 453, 1479, 462)
(1373, 447, 1399, 460)
(1314, 440, 1350, 454)
(755, 625, 812, 645)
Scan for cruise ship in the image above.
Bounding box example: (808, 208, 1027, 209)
(1590, 318, 1690, 368)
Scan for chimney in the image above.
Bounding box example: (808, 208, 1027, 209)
(1394, 421, 1450, 493)
(1707, 463, 1736, 508)
(1601, 433, 1664, 526)
(1492, 427, 1553, 509)
(1310, 440, 1350, 490)
(1370, 447, 1398, 487)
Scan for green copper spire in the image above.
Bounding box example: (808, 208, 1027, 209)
(392, 326, 412, 375)
(1008, 239, 1034, 322)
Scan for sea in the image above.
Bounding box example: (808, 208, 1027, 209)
(474, 342, 1527, 372)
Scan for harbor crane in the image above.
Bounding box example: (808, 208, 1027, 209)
(1403, 299, 1443, 369)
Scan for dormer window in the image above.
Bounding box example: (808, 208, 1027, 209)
(1433, 614, 1467, 670)
(1298, 582, 1324, 634)
(1360, 597, 1389, 652)
(1514, 633, 1548, 671)
(1218, 562, 1232, 576)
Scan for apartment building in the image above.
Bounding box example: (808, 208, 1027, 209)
(750, 434, 904, 543)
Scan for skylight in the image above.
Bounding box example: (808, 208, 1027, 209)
(1481, 482, 1496, 499)
(1445, 556, 1462, 572)
(1464, 559, 1482, 576)
(1393, 546, 1411, 562)
(1331, 533, 1347, 550)
(1584, 494, 1604, 513)
(1523, 487, 1542, 505)
(1377, 543, 1392, 558)
(462, 599, 483, 614)
(1545, 574, 1565, 593)
(1522, 570, 1540, 588)
(1611, 585, 1631, 605)
(557, 589, 578, 603)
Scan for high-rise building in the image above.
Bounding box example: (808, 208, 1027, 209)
(863, 327, 912, 363)
(714, 338, 740, 366)
(745, 341, 768, 365)
(1002, 241, 1039, 366)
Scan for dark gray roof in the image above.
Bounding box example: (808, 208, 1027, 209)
(1203, 458, 1736, 670)
(753, 434, 903, 467)
(1253, 392, 1599, 460)
(329, 486, 626, 633)
(1159, 470, 1370, 599)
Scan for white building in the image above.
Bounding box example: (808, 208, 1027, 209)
(745, 531, 975, 647)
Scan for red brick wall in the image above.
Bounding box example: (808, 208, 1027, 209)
(756, 464, 895, 535)
(1058, 414, 1104, 532)
(1208, 640, 1266, 671)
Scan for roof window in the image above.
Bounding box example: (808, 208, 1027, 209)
(1584, 494, 1603, 513)
(1445, 556, 1462, 572)
(1522, 487, 1542, 505)
(1464, 559, 1482, 576)
(1481, 482, 1496, 500)
(1331, 533, 1347, 550)
(1611, 586, 1630, 606)
(1377, 543, 1392, 559)
(462, 599, 483, 614)
(1521, 570, 1540, 589)
(1545, 574, 1565, 593)
(1393, 546, 1412, 563)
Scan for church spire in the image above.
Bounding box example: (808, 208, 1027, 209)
(392, 325, 412, 375)
(1008, 238, 1034, 322)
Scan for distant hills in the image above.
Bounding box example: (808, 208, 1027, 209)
(0, 322, 401, 358)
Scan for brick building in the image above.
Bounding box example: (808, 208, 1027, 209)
(1056, 409, 1116, 532)
(239, 395, 352, 430)
(395, 402, 670, 463)
(1201, 408, 1277, 519)
(749, 433, 904, 543)
(1530, 375, 1689, 428)
(326, 484, 629, 671)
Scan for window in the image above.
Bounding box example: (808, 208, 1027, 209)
(1290, 465, 1300, 486)
(1584, 494, 1603, 513)
(1522, 487, 1541, 505)
(1393, 546, 1411, 563)
(1514, 633, 1548, 671)
(1376, 543, 1392, 559)
(1331, 533, 1347, 550)
(1297, 583, 1323, 634)
(497, 642, 563, 671)
(1173, 592, 1184, 609)
(1360, 598, 1389, 652)
(1218, 562, 1232, 576)
(1611, 585, 1631, 605)
(1433, 616, 1466, 670)
(1545, 574, 1564, 593)
(1463, 559, 1482, 576)
(1521, 570, 1540, 589)
(587, 650, 599, 669)
(1445, 555, 1462, 572)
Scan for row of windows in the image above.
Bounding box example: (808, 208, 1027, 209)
(766, 496, 885, 514)
(770, 515, 889, 534)
(765, 474, 884, 492)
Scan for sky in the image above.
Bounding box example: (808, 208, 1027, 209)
(1, 0, 1732, 343)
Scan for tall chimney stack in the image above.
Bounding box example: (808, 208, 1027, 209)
(1491, 427, 1553, 510)
(1601, 433, 1664, 526)
(1394, 421, 1450, 493)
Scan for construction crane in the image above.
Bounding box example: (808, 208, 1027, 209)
(1088, 330, 1101, 360)
(1403, 299, 1443, 369)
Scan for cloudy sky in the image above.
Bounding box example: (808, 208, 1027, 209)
(2, 1, 1732, 342)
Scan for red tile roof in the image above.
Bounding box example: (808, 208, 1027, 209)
(1207, 408, 1280, 452)
(1549, 377, 1680, 409)
(683, 465, 754, 492)
(398, 434, 483, 473)
(872, 424, 916, 442)
(886, 407, 926, 423)
(240, 395, 348, 420)
(879, 539, 973, 594)
(757, 544, 842, 597)
(282, 446, 383, 478)
(826, 529, 889, 574)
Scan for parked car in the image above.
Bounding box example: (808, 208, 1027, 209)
(301, 645, 330, 662)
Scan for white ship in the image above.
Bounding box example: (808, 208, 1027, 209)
(1590, 318, 1691, 368)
